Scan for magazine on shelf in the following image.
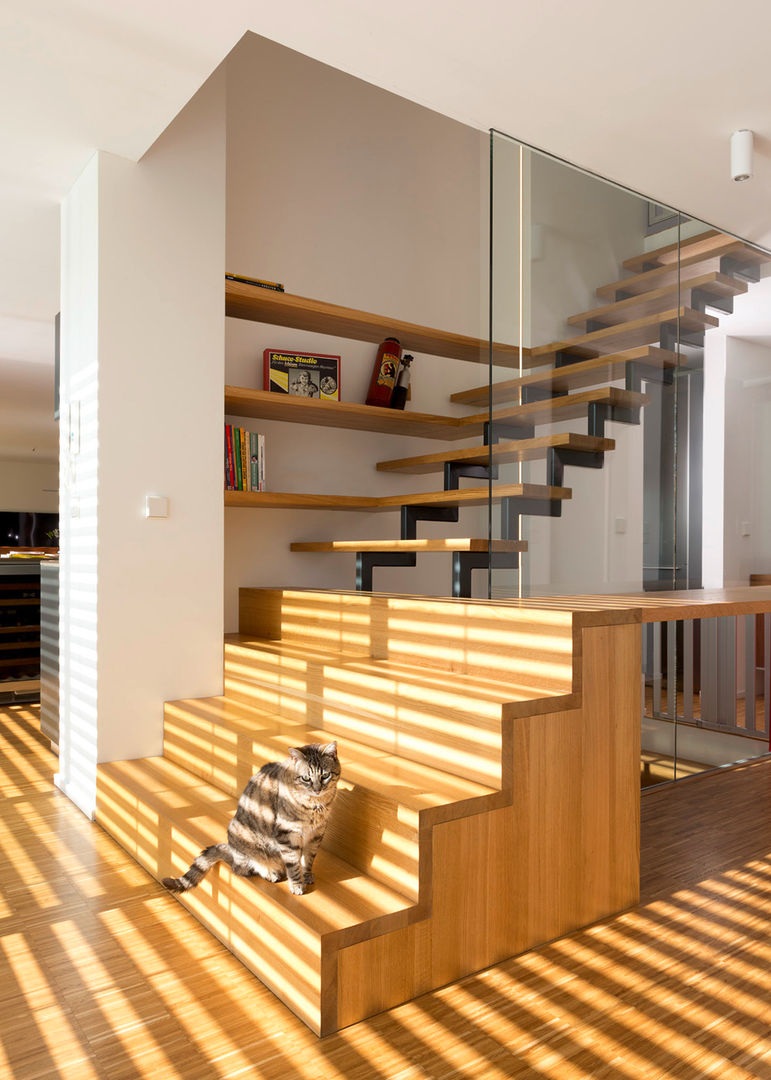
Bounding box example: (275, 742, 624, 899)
(263, 349, 340, 401)
(224, 424, 265, 491)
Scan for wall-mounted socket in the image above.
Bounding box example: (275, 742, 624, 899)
(145, 495, 169, 518)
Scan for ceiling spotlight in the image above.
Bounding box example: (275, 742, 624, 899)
(730, 129, 753, 182)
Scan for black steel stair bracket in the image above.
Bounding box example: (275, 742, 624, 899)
(546, 446, 604, 488)
(355, 551, 417, 592)
(499, 497, 562, 550)
(452, 550, 519, 598)
(484, 420, 535, 445)
(400, 504, 459, 541)
(624, 360, 674, 394)
(690, 287, 734, 316)
(660, 320, 704, 353)
(720, 255, 760, 283)
(554, 349, 599, 369)
(443, 461, 497, 491)
(520, 385, 566, 405)
(587, 401, 640, 439)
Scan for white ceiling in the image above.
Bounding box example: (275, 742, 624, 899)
(2, 0, 771, 464)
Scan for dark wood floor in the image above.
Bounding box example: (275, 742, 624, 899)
(1, 702, 770, 1079)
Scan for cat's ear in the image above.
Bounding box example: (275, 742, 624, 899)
(288, 747, 307, 762)
(321, 742, 337, 757)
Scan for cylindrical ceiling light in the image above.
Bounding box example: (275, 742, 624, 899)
(730, 129, 754, 182)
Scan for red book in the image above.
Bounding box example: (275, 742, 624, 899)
(225, 424, 235, 489)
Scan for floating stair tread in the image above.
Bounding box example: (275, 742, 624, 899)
(226, 385, 462, 439)
(225, 482, 571, 511)
(526, 308, 719, 368)
(566, 272, 747, 328)
(225, 278, 526, 368)
(164, 695, 498, 813)
(289, 538, 527, 553)
(97, 755, 416, 933)
(449, 348, 674, 408)
(596, 243, 768, 301)
(621, 229, 720, 272)
(376, 433, 613, 474)
(458, 386, 649, 431)
(621, 230, 767, 273)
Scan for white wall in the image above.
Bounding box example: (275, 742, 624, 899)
(223, 35, 490, 626)
(57, 73, 226, 817)
(702, 275, 771, 589)
(722, 335, 771, 586)
(0, 460, 58, 512)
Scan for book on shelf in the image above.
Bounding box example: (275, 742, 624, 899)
(224, 424, 265, 492)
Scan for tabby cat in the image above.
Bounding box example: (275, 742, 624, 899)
(162, 742, 340, 896)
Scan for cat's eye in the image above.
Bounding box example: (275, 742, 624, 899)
(321, 772, 330, 782)
(298, 776, 312, 785)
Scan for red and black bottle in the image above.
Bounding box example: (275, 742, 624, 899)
(365, 337, 402, 407)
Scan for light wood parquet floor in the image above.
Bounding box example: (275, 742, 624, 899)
(1, 702, 770, 1079)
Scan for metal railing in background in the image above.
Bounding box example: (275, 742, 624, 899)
(642, 614, 771, 786)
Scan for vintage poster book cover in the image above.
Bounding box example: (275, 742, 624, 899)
(263, 349, 341, 401)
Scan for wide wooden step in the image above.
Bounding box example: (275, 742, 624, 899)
(525, 308, 718, 369)
(225, 481, 571, 511)
(457, 386, 648, 432)
(162, 694, 498, 903)
(621, 229, 721, 272)
(449, 347, 673, 408)
(96, 755, 416, 1036)
(566, 272, 747, 329)
(237, 588, 577, 687)
(376, 432, 614, 475)
(223, 635, 565, 787)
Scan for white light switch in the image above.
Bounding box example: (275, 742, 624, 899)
(741, 521, 751, 537)
(145, 495, 169, 518)
(614, 517, 627, 534)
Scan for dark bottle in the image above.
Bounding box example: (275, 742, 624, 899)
(365, 337, 402, 407)
(390, 354, 413, 410)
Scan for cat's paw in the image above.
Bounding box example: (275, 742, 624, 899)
(263, 869, 286, 883)
(288, 880, 306, 896)
(303, 871, 315, 886)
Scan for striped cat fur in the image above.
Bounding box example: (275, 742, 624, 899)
(162, 743, 340, 896)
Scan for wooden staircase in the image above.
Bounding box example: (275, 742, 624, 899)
(95, 586, 643, 1036)
(278, 229, 767, 594)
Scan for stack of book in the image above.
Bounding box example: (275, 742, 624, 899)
(225, 424, 265, 491)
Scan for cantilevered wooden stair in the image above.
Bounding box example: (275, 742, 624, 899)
(270, 229, 767, 593)
(96, 587, 642, 1035)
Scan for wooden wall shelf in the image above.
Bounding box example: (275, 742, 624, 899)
(225, 278, 526, 367)
(225, 385, 467, 439)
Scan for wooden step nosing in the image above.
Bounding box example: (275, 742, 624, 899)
(459, 386, 649, 428)
(449, 346, 676, 407)
(289, 539, 527, 553)
(529, 307, 719, 362)
(566, 271, 747, 327)
(376, 432, 615, 473)
(226, 482, 571, 511)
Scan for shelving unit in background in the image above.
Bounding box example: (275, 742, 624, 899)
(0, 561, 42, 701)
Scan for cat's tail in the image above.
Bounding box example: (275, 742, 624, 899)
(162, 843, 229, 892)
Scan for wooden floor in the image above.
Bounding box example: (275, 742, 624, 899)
(2, 704, 771, 1079)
